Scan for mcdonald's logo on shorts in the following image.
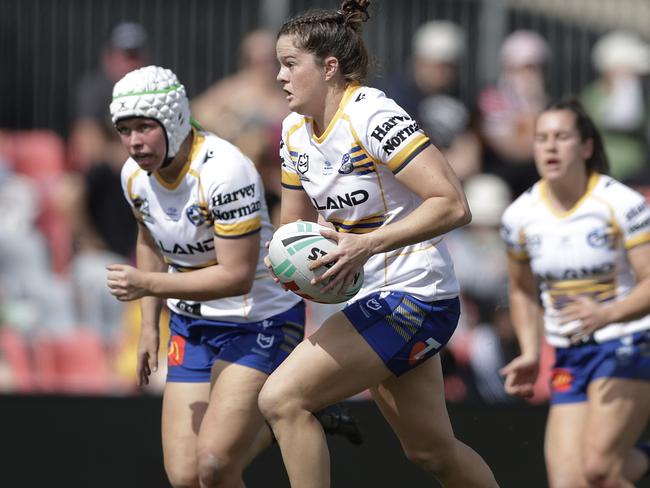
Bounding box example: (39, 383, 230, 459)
(168, 335, 186, 366)
(551, 368, 573, 392)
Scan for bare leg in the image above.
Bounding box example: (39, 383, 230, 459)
(196, 361, 273, 488)
(258, 312, 393, 488)
(371, 355, 498, 487)
(544, 402, 589, 488)
(582, 377, 650, 487)
(259, 311, 497, 487)
(162, 382, 210, 488)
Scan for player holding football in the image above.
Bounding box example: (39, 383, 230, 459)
(105, 65, 360, 488)
(258, 1, 498, 487)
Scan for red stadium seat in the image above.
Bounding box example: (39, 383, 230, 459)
(0, 327, 35, 392)
(0, 130, 72, 274)
(32, 329, 114, 394)
(56, 329, 113, 394)
(31, 335, 61, 392)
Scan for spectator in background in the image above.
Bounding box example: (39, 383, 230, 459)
(0, 156, 73, 335)
(192, 29, 288, 225)
(581, 30, 650, 184)
(380, 20, 481, 181)
(69, 22, 149, 171)
(57, 22, 144, 355)
(446, 174, 513, 404)
(478, 30, 550, 197)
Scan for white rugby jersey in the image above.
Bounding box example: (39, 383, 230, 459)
(121, 128, 301, 322)
(501, 172, 650, 347)
(280, 84, 459, 303)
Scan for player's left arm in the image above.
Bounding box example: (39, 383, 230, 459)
(366, 143, 470, 252)
(315, 144, 469, 290)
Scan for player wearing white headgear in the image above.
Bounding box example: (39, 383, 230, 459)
(106, 65, 361, 488)
(110, 65, 191, 166)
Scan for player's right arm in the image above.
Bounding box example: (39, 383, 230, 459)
(134, 221, 166, 387)
(280, 185, 318, 225)
(500, 256, 543, 398)
(278, 129, 318, 225)
(265, 131, 319, 282)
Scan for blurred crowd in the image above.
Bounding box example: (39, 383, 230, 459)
(0, 20, 649, 402)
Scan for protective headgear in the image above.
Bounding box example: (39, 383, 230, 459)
(110, 65, 191, 161)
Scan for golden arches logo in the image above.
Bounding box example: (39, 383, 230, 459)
(551, 369, 573, 392)
(167, 336, 185, 366)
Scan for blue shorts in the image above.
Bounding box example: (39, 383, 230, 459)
(342, 292, 460, 376)
(166, 301, 305, 382)
(550, 330, 650, 404)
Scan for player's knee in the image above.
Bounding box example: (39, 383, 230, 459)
(196, 451, 238, 488)
(258, 379, 295, 424)
(165, 462, 198, 488)
(403, 443, 456, 475)
(583, 452, 619, 488)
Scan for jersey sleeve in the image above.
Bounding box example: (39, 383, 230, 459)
(280, 135, 302, 190)
(120, 160, 146, 223)
(280, 116, 305, 190)
(203, 148, 263, 239)
(352, 93, 430, 174)
(500, 202, 530, 261)
(611, 184, 650, 249)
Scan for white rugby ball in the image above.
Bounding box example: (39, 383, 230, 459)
(268, 221, 364, 304)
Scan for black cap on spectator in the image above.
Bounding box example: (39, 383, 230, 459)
(109, 22, 147, 51)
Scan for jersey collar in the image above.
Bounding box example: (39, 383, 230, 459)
(154, 128, 204, 190)
(310, 83, 361, 144)
(540, 171, 600, 218)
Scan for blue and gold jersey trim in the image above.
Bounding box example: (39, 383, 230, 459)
(388, 135, 430, 174)
(281, 120, 307, 190)
(506, 248, 530, 261)
(540, 172, 600, 218)
(166, 258, 219, 272)
(386, 296, 425, 341)
(626, 232, 650, 249)
(214, 216, 262, 239)
(548, 278, 617, 310)
(281, 169, 302, 189)
(155, 129, 205, 190)
(348, 145, 376, 175)
(329, 212, 386, 234)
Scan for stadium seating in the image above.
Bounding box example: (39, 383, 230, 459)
(0, 130, 72, 274)
(0, 327, 34, 392)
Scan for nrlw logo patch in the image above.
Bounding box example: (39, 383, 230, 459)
(297, 153, 309, 174)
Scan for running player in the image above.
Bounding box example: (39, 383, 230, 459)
(106, 65, 359, 488)
(257, 2, 499, 487)
(500, 99, 650, 487)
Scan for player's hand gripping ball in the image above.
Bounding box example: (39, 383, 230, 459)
(268, 221, 364, 304)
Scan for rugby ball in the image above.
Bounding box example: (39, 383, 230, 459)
(268, 221, 364, 304)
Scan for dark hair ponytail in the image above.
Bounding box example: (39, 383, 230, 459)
(278, 0, 371, 83)
(543, 98, 609, 174)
